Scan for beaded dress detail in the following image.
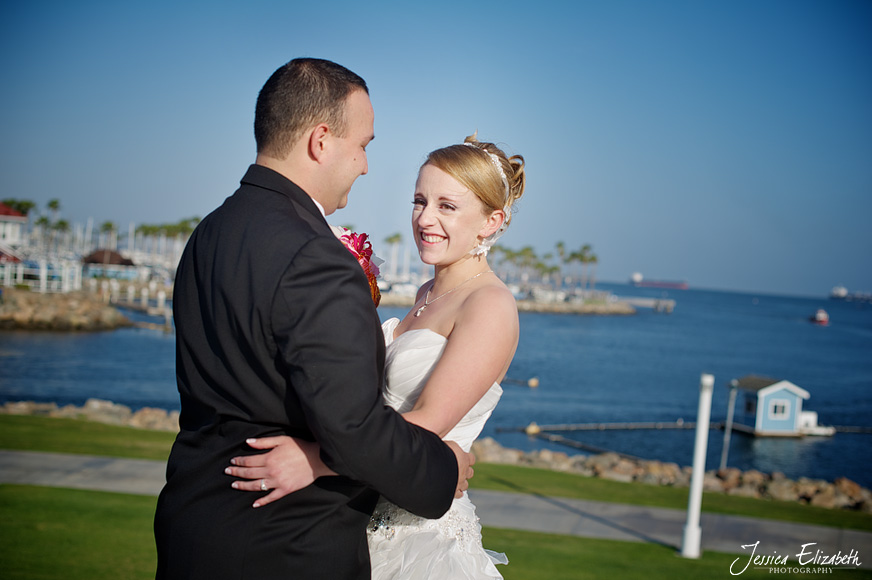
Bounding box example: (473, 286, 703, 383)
(367, 318, 506, 579)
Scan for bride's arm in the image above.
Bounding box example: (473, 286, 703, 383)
(402, 285, 519, 438)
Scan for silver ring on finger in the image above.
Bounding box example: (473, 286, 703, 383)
(260, 478, 268, 491)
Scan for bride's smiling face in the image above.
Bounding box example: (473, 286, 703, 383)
(412, 164, 490, 267)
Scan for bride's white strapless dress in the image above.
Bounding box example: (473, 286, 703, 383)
(367, 318, 507, 579)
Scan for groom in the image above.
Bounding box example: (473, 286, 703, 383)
(154, 58, 472, 579)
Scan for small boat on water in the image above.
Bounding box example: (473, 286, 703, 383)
(810, 309, 829, 326)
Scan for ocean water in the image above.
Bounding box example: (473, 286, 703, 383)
(1, 283, 870, 487)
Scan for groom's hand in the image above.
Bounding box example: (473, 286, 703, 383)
(445, 440, 475, 498)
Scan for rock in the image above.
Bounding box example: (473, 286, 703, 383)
(796, 477, 822, 502)
(587, 454, 639, 483)
(672, 466, 692, 488)
(586, 452, 621, 475)
(741, 469, 768, 488)
(727, 484, 762, 499)
(129, 407, 174, 430)
(703, 473, 725, 493)
(834, 477, 863, 502)
(569, 455, 595, 477)
(0, 288, 132, 331)
(640, 460, 681, 486)
(472, 437, 524, 464)
(2, 401, 59, 415)
(600, 468, 635, 483)
(765, 479, 799, 503)
(82, 398, 132, 425)
(810, 485, 855, 510)
(717, 467, 743, 491)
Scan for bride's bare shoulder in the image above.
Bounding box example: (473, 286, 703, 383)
(462, 280, 518, 321)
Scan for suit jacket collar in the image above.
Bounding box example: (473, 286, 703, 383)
(240, 164, 326, 224)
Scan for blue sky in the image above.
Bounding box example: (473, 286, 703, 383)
(2, 0, 870, 297)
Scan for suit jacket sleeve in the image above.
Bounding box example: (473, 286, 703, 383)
(272, 235, 458, 518)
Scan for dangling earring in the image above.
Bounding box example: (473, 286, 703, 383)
(468, 210, 509, 258)
(470, 238, 489, 257)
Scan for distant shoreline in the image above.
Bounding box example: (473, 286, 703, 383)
(378, 293, 637, 315)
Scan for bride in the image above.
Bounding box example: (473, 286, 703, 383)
(227, 134, 526, 578)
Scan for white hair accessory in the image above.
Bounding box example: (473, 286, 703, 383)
(462, 142, 512, 257)
(463, 142, 509, 197)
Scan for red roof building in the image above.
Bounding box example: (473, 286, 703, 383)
(0, 202, 28, 249)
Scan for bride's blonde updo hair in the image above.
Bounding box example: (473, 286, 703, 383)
(424, 133, 526, 228)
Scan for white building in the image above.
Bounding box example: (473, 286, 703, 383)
(0, 202, 28, 249)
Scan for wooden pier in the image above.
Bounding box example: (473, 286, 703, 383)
(615, 296, 676, 313)
(498, 420, 870, 437)
(497, 420, 725, 434)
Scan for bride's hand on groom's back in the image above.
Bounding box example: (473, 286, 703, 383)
(226, 436, 335, 508)
(445, 440, 475, 498)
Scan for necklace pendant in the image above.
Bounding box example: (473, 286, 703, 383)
(414, 305, 426, 317)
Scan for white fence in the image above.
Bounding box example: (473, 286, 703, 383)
(0, 260, 83, 293)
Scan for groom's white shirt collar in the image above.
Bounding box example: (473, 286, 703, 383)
(309, 197, 326, 219)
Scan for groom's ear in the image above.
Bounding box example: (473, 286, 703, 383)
(307, 124, 330, 163)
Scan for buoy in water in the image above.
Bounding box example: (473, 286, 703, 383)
(527, 377, 540, 388)
(525, 422, 541, 435)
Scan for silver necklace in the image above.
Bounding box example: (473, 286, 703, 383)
(414, 270, 493, 317)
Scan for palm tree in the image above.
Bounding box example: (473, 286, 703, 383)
(515, 246, 538, 289)
(53, 219, 70, 255)
(34, 215, 50, 250)
(554, 241, 566, 289)
(571, 244, 592, 292)
(100, 221, 117, 250)
(541, 252, 556, 288)
(384, 232, 403, 281)
(587, 253, 599, 291)
(47, 199, 61, 221)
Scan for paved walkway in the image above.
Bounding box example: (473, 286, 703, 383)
(1, 449, 869, 567)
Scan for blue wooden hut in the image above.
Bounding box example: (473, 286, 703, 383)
(728, 375, 831, 437)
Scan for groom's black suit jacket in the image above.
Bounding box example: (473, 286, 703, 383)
(154, 165, 457, 579)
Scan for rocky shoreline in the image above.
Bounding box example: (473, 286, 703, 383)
(0, 287, 633, 332)
(3, 399, 869, 514)
(0, 288, 132, 331)
(472, 437, 872, 513)
(380, 292, 637, 315)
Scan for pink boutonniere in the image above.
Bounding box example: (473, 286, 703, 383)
(331, 226, 382, 306)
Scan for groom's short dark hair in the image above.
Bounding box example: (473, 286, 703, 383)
(255, 58, 368, 159)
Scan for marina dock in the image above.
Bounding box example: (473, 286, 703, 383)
(614, 296, 676, 313)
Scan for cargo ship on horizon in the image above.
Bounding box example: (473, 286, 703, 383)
(630, 272, 689, 290)
(830, 286, 872, 303)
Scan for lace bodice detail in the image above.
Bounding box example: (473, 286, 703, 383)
(381, 317, 502, 452)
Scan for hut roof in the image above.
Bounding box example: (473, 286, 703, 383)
(82, 249, 135, 266)
(731, 375, 780, 392)
(0, 202, 27, 220)
(731, 375, 809, 399)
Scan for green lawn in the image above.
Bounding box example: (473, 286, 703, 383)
(3, 414, 870, 532)
(0, 414, 175, 461)
(2, 414, 872, 579)
(2, 485, 869, 580)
